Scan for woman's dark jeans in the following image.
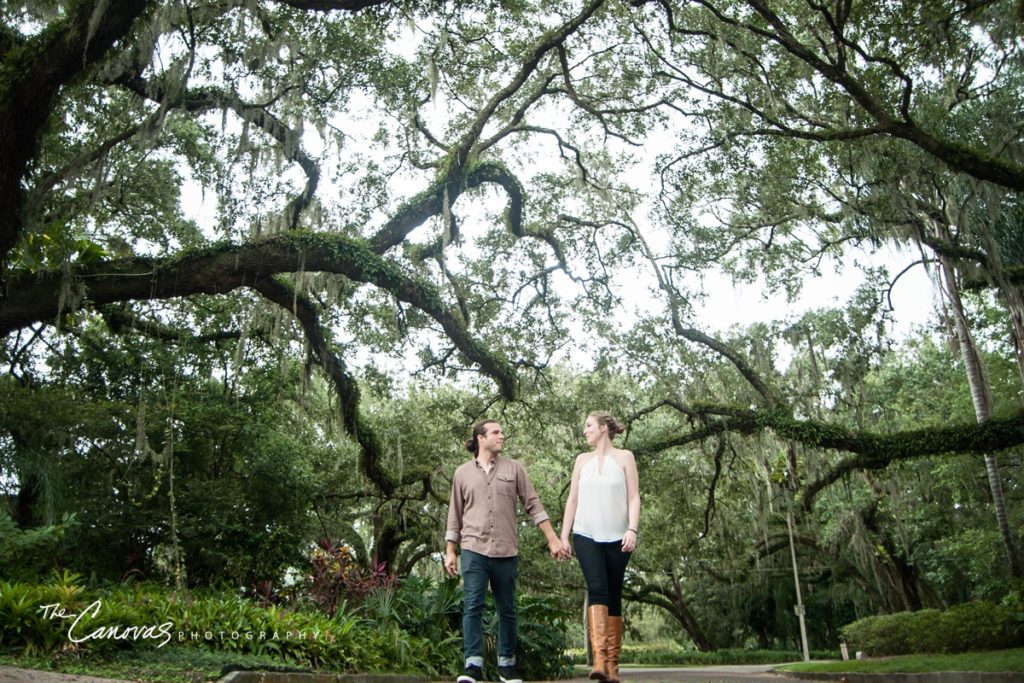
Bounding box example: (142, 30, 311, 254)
(572, 533, 631, 616)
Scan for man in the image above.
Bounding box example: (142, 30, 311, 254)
(445, 419, 566, 683)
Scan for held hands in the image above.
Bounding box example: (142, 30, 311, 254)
(548, 537, 572, 561)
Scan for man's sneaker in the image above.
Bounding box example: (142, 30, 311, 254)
(457, 665, 484, 683)
(498, 665, 523, 683)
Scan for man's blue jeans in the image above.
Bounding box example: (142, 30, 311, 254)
(461, 549, 518, 668)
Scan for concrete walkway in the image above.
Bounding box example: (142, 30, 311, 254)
(0, 665, 802, 683)
(615, 664, 804, 681)
(0, 667, 134, 683)
(1, 665, 1021, 683)
(617, 666, 1024, 682)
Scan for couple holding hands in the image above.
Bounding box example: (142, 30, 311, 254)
(445, 411, 640, 683)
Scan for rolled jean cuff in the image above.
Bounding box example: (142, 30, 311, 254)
(498, 656, 516, 667)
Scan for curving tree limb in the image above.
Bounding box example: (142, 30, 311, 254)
(0, 232, 519, 398)
(370, 160, 524, 255)
(632, 400, 1024, 505)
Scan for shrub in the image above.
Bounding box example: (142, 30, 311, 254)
(841, 601, 1024, 656)
(0, 512, 77, 581)
(357, 577, 462, 676)
(0, 570, 89, 655)
(0, 575, 384, 671)
(1000, 580, 1024, 628)
(0, 573, 574, 678)
(479, 593, 574, 681)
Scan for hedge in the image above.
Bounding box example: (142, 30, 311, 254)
(840, 601, 1024, 656)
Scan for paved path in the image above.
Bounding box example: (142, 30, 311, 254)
(0, 667, 135, 683)
(0, 665, 807, 683)
(618, 665, 805, 682)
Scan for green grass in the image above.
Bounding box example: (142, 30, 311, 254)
(776, 648, 1024, 674)
(0, 646, 339, 683)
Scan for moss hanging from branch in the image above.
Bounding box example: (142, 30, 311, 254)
(1, 231, 520, 400)
(251, 275, 397, 495)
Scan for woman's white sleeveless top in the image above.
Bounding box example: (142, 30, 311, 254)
(572, 455, 628, 542)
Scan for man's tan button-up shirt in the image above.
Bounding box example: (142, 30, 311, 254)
(445, 456, 550, 558)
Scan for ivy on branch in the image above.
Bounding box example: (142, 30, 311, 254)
(633, 402, 1024, 506)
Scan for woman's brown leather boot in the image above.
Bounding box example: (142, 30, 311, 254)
(605, 615, 623, 683)
(587, 604, 609, 680)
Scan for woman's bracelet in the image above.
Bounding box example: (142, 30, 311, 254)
(628, 528, 638, 535)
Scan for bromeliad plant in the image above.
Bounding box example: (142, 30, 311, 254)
(305, 537, 398, 617)
(0, 573, 83, 655)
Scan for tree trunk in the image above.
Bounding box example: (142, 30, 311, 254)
(938, 252, 1024, 578)
(855, 487, 924, 612)
(629, 576, 716, 652)
(669, 570, 715, 652)
(0, 0, 149, 266)
(995, 283, 1024, 389)
(14, 471, 39, 528)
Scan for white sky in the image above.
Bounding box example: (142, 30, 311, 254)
(693, 251, 938, 336)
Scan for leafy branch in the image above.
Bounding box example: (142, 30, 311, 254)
(1, 232, 520, 399)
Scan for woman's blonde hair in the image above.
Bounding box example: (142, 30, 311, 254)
(589, 410, 625, 439)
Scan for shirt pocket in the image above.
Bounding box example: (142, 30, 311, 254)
(496, 474, 517, 497)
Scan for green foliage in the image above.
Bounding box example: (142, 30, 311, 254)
(0, 572, 86, 655)
(840, 602, 1024, 656)
(1003, 580, 1024, 628)
(480, 593, 574, 681)
(0, 576, 382, 671)
(356, 577, 462, 676)
(0, 330, 329, 587)
(0, 572, 575, 678)
(8, 223, 109, 274)
(0, 511, 77, 580)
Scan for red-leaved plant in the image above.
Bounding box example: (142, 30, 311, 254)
(306, 536, 398, 616)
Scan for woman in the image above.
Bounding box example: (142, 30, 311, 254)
(560, 411, 640, 683)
